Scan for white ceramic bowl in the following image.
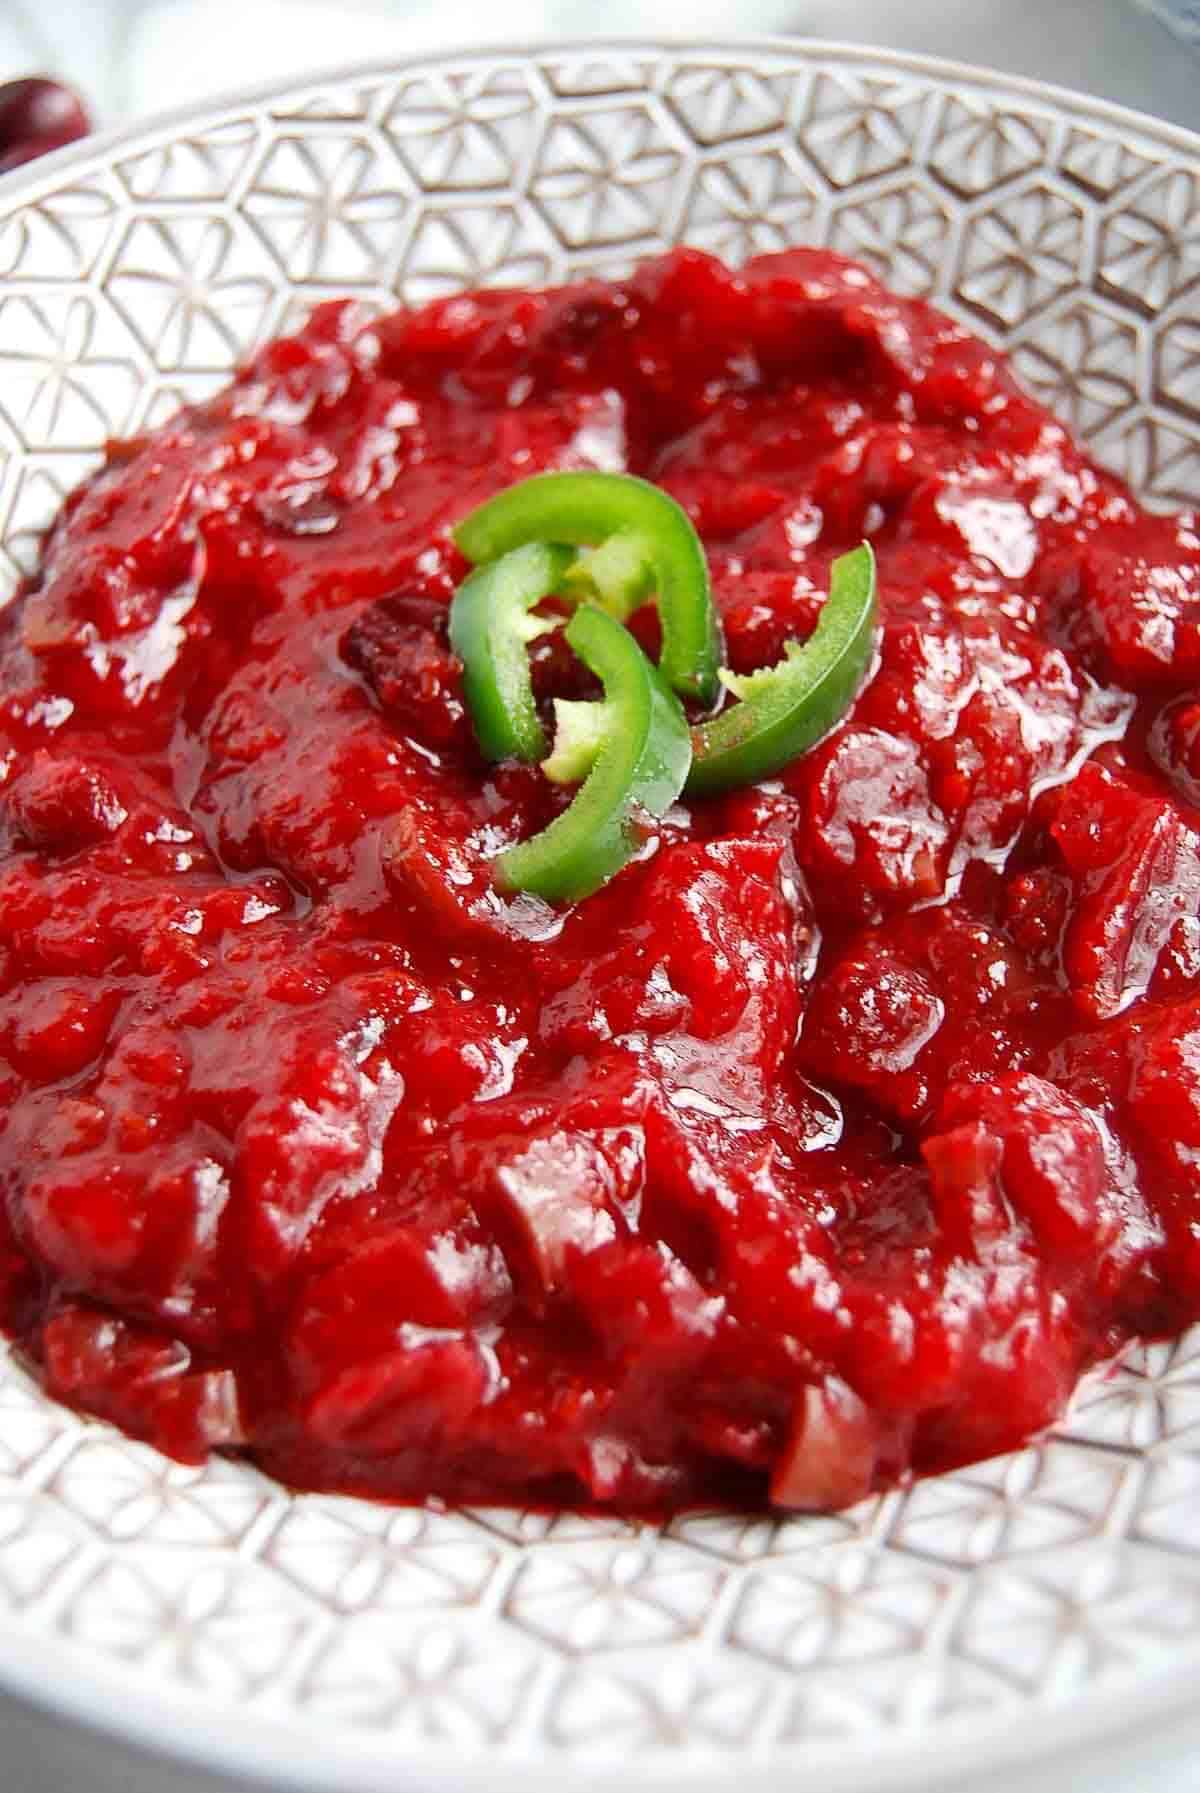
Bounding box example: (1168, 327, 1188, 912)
(2, 40, 1200, 1793)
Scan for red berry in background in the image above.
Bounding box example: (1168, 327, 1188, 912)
(0, 77, 91, 176)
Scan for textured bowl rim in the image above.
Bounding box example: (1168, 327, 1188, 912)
(1, 1589, 1200, 1793)
(2, 32, 1200, 1793)
(2, 28, 1200, 210)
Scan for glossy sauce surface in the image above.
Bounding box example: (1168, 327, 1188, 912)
(2, 248, 1199, 1510)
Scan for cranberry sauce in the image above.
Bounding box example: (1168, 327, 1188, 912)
(1, 249, 1198, 1510)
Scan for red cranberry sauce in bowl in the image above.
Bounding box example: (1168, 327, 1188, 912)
(1, 247, 1198, 1512)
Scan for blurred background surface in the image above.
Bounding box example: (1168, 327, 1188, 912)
(0, 0, 1197, 133)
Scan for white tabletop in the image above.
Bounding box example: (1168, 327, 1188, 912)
(0, 0, 1198, 131)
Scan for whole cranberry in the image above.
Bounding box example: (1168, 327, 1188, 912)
(0, 77, 91, 176)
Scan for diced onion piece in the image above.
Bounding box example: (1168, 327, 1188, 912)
(770, 1374, 878, 1512)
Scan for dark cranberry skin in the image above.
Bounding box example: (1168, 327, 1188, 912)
(0, 77, 91, 175)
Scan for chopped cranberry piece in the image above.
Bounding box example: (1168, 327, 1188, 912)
(341, 593, 472, 756)
(1050, 761, 1200, 1018)
(930, 1074, 1119, 1267)
(41, 1305, 242, 1464)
